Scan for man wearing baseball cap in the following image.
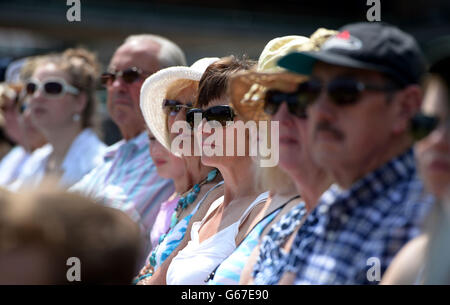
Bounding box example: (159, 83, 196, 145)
(274, 22, 434, 284)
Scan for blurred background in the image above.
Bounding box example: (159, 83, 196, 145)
(1, 0, 449, 143)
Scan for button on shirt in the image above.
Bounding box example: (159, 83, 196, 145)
(70, 131, 174, 235)
(282, 148, 434, 285)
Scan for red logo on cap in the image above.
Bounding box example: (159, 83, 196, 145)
(336, 31, 350, 40)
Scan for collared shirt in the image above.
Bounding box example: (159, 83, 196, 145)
(283, 148, 434, 285)
(69, 131, 174, 236)
(0, 146, 30, 186)
(8, 128, 106, 191)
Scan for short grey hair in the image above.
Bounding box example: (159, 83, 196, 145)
(124, 34, 187, 69)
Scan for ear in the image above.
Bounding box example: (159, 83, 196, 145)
(73, 92, 88, 115)
(391, 85, 423, 135)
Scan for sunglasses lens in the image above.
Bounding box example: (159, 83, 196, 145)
(26, 82, 37, 95)
(264, 90, 283, 115)
(44, 82, 64, 95)
(186, 109, 202, 128)
(205, 106, 234, 126)
(122, 69, 140, 83)
(410, 113, 439, 141)
(328, 80, 360, 105)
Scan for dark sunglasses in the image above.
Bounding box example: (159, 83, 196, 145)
(298, 78, 399, 107)
(162, 99, 193, 116)
(186, 105, 235, 129)
(25, 78, 79, 98)
(264, 84, 309, 119)
(410, 113, 440, 141)
(101, 67, 150, 86)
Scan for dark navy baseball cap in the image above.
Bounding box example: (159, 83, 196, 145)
(277, 22, 427, 87)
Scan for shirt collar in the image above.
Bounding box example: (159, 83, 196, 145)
(104, 131, 148, 161)
(317, 147, 416, 215)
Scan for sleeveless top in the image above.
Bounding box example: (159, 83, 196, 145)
(166, 191, 270, 285)
(150, 181, 224, 271)
(208, 195, 300, 285)
(252, 201, 307, 285)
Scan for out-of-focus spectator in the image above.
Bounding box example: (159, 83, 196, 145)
(270, 22, 434, 284)
(0, 186, 143, 284)
(0, 57, 47, 187)
(9, 48, 106, 190)
(382, 54, 450, 285)
(70, 34, 186, 238)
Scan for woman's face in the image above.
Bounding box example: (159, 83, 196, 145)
(166, 85, 197, 156)
(416, 77, 450, 200)
(198, 97, 246, 168)
(28, 63, 81, 132)
(148, 129, 186, 180)
(271, 102, 311, 177)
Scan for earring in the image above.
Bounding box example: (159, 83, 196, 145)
(72, 113, 81, 122)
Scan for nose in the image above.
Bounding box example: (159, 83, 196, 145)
(309, 88, 337, 124)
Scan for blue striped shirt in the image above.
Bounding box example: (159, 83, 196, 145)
(70, 131, 174, 236)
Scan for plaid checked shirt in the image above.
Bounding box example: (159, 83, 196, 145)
(282, 148, 434, 284)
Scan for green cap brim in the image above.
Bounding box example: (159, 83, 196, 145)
(277, 52, 318, 75)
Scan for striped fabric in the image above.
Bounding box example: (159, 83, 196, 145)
(208, 210, 279, 285)
(70, 131, 174, 236)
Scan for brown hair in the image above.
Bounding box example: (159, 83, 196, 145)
(196, 56, 256, 108)
(34, 48, 101, 129)
(0, 188, 143, 284)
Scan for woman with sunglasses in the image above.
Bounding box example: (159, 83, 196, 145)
(156, 55, 278, 285)
(8, 48, 106, 190)
(382, 55, 450, 285)
(217, 29, 337, 285)
(135, 58, 225, 284)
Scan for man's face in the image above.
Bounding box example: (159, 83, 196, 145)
(106, 40, 161, 134)
(307, 62, 397, 171)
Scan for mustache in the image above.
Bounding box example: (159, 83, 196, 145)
(314, 121, 345, 140)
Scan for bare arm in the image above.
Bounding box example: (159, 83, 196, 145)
(381, 234, 428, 285)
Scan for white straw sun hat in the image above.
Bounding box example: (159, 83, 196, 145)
(140, 57, 220, 151)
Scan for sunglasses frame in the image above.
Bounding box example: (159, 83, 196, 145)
(25, 77, 79, 98)
(301, 78, 399, 107)
(263, 84, 309, 119)
(101, 66, 150, 86)
(186, 105, 236, 129)
(162, 99, 193, 116)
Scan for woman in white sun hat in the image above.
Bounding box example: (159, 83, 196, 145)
(135, 57, 225, 284)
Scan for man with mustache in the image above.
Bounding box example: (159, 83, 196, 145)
(71, 34, 186, 237)
(275, 22, 434, 284)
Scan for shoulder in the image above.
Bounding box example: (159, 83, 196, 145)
(381, 234, 428, 284)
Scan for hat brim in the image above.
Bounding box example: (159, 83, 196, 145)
(140, 67, 204, 151)
(229, 71, 307, 122)
(278, 51, 393, 77)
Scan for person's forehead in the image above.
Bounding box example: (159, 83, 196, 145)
(311, 62, 386, 82)
(109, 41, 161, 72)
(202, 97, 228, 109)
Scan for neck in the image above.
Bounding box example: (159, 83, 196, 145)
(42, 123, 83, 161)
(218, 157, 257, 204)
(23, 137, 47, 153)
(175, 157, 215, 194)
(119, 124, 145, 141)
(332, 136, 412, 189)
(290, 165, 332, 212)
